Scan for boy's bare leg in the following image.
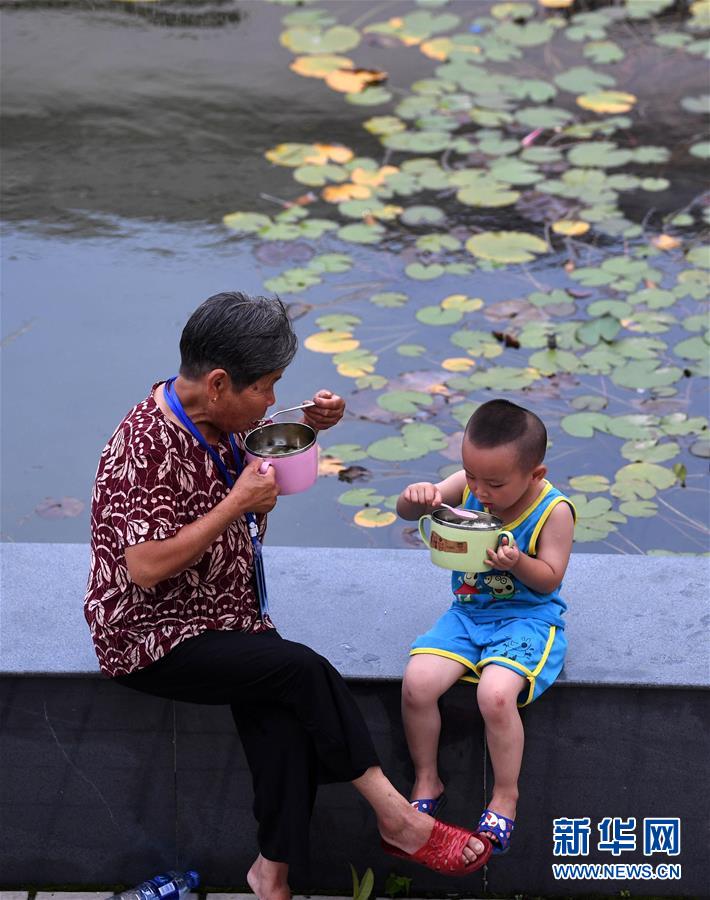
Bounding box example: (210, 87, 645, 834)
(402, 654, 468, 802)
(247, 854, 290, 900)
(352, 766, 488, 866)
(476, 664, 526, 826)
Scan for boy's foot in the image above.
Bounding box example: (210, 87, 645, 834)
(410, 775, 446, 816)
(476, 808, 515, 855)
(410, 793, 446, 817)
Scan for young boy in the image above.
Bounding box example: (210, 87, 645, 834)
(396, 399, 575, 854)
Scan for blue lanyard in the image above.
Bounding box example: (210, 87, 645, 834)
(163, 377, 269, 618)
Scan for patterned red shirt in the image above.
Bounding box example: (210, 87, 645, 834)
(84, 383, 272, 677)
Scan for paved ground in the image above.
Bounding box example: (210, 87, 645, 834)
(1, 894, 488, 900)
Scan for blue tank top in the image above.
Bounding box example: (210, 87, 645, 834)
(450, 481, 575, 627)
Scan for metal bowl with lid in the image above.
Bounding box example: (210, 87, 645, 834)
(431, 507, 505, 531)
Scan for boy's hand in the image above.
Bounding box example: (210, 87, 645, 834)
(302, 390, 345, 431)
(403, 482, 443, 509)
(485, 535, 520, 571)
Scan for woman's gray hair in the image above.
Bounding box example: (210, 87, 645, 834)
(179, 292, 298, 389)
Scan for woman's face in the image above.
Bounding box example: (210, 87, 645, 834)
(213, 369, 284, 433)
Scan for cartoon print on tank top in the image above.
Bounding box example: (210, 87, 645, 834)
(453, 570, 514, 601)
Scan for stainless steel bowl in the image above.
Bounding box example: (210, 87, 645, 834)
(244, 421, 316, 458)
(431, 507, 503, 531)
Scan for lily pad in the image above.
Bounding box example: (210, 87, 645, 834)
(400, 205, 446, 225)
(466, 231, 548, 264)
(378, 390, 434, 414)
(416, 305, 463, 326)
(368, 423, 448, 461)
(304, 331, 359, 354)
(353, 508, 397, 528)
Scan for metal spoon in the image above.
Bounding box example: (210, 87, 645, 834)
(270, 400, 316, 419)
(439, 502, 480, 520)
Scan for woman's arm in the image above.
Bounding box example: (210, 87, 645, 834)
(125, 460, 277, 589)
(396, 469, 468, 521)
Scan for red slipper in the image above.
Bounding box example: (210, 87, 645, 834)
(381, 819, 492, 876)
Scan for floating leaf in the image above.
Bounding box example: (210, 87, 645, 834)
(280, 25, 361, 55)
(325, 67, 388, 93)
(568, 475, 610, 493)
(335, 349, 378, 377)
(290, 54, 353, 78)
(339, 488, 385, 506)
(406, 263, 446, 280)
(223, 211, 271, 233)
(442, 294, 483, 312)
(416, 305, 463, 325)
(368, 422, 447, 461)
(396, 344, 427, 357)
(378, 390, 434, 414)
(338, 222, 385, 244)
(583, 40, 624, 64)
(552, 219, 590, 236)
(576, 91, 637, 113)
(304, 331, 359, 354)
(400, 205, 445, 225)
(619, 500, 658, 518)
(354, 508, 397, 527)
(315, 313, 361, 330)
(356, 374, 388, 390)
(346, 86, 393, 106)
(690, 141, 710, 159)
(621, 441, 680, 464)
(442, 357, 476, 372)
(466, 231, 548, 263)
(325, 444, 368, 462)
(611, 360, 683, 389)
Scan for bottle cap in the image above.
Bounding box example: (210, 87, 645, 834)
(185, 872, 200, 889)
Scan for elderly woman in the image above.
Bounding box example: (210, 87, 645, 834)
(84, 292, 490, 898)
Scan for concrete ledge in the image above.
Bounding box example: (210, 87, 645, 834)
(1, 543, 709, 688)
(2, 544, 709, 895)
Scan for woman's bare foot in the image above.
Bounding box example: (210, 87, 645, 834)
(246, 854, 291, 900)
(353, 767, 487, 866)
(379, 796, 487, 866)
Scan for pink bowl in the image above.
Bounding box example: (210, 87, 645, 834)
(244, 422, 318, 495)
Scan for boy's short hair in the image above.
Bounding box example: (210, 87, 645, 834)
(465, 399, 547, 468)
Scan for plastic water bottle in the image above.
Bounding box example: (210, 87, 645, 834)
(106, 870, 200, 900)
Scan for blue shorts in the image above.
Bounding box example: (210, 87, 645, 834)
(410, 605, 567, 707)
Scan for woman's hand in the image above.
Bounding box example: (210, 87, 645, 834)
(231, 460, 279, 514)
(302, 390, 345, 431)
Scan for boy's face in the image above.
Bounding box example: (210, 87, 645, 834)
(461, 440, 545, 515)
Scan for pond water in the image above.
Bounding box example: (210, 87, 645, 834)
(1, 0, 708, 554)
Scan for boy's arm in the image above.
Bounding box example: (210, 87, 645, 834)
(396, 469, 468, 521)
(486, 501, 574, 594)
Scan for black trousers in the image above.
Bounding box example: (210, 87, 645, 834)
(115, 629, 379, 865)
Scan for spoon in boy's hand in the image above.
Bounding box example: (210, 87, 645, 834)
(438, 502, 481, 520)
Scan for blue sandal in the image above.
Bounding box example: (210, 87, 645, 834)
(476, 808, 515, 855)
(410, 793, 447, 817)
